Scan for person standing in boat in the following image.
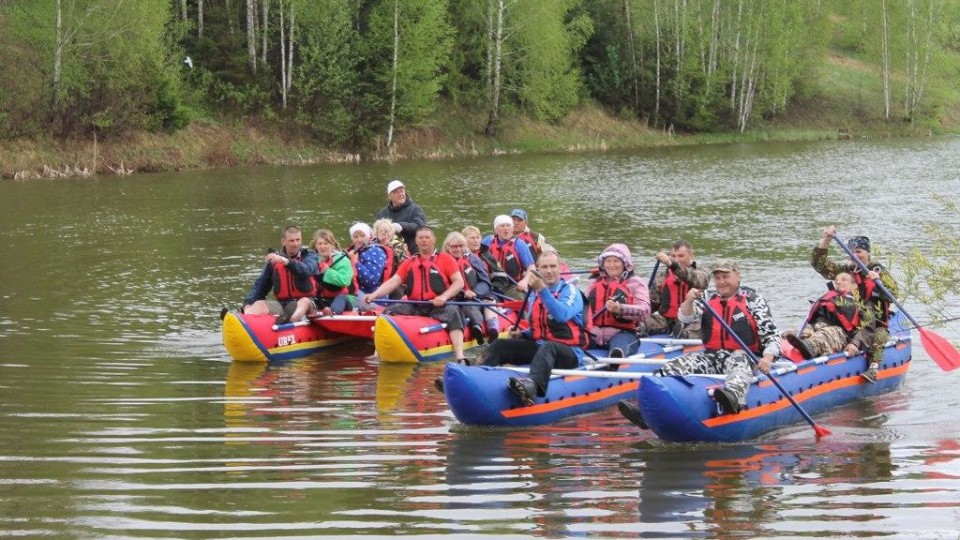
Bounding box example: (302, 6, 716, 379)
(242, 225, 319, 323)
(346, 222, 392, 296)
(509, 208, 549, 261)
(586, 243, 650, 358)
(638, 239, 710, 338)
(479, 249, 588, 407)
(375, 179, 427, 255)
(619, 259, 781, 427)
(811, 226, 898, 383)
(441, 231, 500, 345)
(483, 215, 537, 298)
(289, 229, 355, 321)
(783, 272, 877, 375)
(361, 226, 469, 362)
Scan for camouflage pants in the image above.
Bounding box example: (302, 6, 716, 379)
(798, 323, 848, 357)
(869, 327, 889, 365)
(656, 350, 753, 406)
(638, 313, 702, 339)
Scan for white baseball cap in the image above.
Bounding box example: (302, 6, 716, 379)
(386, 180, 405, 194)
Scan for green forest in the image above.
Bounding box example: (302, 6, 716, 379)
(1, 0, 959, 177)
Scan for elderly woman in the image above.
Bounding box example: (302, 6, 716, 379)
(347, 222, 391, 295)
(442, 231, 500, 344)
(586, 244, 650, 358)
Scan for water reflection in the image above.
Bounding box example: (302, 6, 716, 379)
(4, 138, 960, 537)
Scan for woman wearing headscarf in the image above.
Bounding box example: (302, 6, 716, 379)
(586, 244, 651, 357)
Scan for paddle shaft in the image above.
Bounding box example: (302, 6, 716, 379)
(697, 299, 829, 437)
(648, 259, 661, 290)
(373, 298, 512, 308)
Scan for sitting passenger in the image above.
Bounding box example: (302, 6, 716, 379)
(586, 244, 650, 358)
(242, 225, 319, 324)
(480, 250, 588, 406)
(347, 222, 392, 295)
(464, 225, 516, 299)
(362, 227, 468, 362)
(442, 231, 500, 345)
(784, 272, 876, 379)
(483, 214, 536, 297)
(290, 229, 355, 320)
(640, 239, 710, 338)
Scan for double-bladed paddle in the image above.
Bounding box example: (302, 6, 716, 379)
(833, 234, 960, 372)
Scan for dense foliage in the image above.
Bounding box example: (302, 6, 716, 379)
(0, 0, 956, 148)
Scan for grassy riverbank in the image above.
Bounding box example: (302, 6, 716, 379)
(1, 55, 956, 181)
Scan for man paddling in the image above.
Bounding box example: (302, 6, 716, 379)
(811, 226, 899, 383)
(619, 259, 781, 428)
(478, 249, 588, 406)
(361, 226, 469, 362)
(639, 239, 710, 338)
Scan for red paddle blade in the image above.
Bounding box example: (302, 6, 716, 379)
(919, 327, 960, 372)
(814, 424, 832, 440)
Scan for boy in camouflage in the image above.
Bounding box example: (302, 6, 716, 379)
(784, 273, 876, 376)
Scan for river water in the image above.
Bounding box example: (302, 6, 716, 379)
(1, 138, 959, 538)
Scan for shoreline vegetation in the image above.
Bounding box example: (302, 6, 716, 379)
(2, 1, 958, 180)
(1, 98, 951, 181)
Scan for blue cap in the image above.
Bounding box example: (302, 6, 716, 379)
(510, 208, 528, 221)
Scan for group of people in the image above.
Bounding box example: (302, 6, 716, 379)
(238, 179, 899, 418)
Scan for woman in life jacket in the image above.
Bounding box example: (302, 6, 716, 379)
(442, 231, 500, 345)
(373, 218, 410, 299)
(586, 244, 651, 357)
(463, 225, 521, 300)
(289, 229, 356, 321)
(347, 222, 392, 296)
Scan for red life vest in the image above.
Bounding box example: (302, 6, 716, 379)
(403, 253, 452, 301)
(516, 229, 542, 259)
(700, 292, 760, 353)
(587, 277, 636, 330)
(271, 255, 318, 301)
(487, 238, 524, 281)
(530, 284, 588, 348)
(853, 268, 891, 324)
(807, 290, 861, 333)
(456, 256, 479, 293)
(658, 268, 690, 319)
(317, 253, 355, 299)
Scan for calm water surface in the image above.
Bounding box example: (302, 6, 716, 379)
(1, 138, 959, 538)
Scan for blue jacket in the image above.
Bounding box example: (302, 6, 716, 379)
(522, 279, 585, 362)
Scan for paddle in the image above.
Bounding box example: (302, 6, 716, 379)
(373, 298, 518, 309)
(698, 299, 832, 440)
(833, 234, 960, 371)
(512, 285, 536, 331)
(648, 259, 661, 290)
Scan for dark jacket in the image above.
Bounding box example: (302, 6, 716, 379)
(375, 195, 427, 253)
(243, 248, 319, 307)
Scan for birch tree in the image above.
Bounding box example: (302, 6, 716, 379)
(246, 0, 257, 74)
(366, 0, 452, 148)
